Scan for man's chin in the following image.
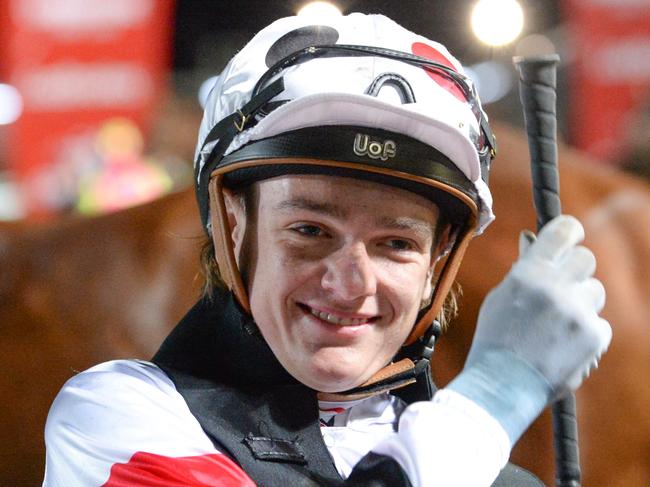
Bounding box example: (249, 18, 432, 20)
(297, 365, 374, 394)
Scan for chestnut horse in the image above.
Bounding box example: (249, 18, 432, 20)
(1, 123, 648, 486)
(0, 191, 202, 486)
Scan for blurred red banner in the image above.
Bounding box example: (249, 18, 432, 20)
(0, 0, 174, 213)
(565, 0, 650, 163)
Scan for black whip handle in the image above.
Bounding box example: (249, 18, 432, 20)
(513, 55, 562, 230)
(513, 54, 581, 487)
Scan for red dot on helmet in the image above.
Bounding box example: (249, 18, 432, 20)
(411, 42, 466, 103)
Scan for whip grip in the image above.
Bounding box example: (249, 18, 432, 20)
(514, 54, 581, 487)
(513, 54, 561, 230)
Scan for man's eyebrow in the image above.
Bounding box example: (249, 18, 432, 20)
(275, 198, 347, 218)
(274, 199, 434, 237)
(376, 216, 435, 238)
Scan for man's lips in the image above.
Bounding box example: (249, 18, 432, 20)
(298, 303, 378, 326)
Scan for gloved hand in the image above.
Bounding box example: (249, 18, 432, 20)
(447, 215, 612, 445)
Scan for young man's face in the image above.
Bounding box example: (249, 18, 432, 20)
(224, 174, 446, 392)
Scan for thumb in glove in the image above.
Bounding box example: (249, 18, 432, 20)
(518, 229, 536, 256)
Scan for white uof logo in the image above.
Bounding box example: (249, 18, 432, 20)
(353, 133, 397, 161)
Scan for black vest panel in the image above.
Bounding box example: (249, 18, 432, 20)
(157, 366, 342, 486)
(153, 292, 544, 486)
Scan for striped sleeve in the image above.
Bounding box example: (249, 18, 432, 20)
(42, 360, 255, 487)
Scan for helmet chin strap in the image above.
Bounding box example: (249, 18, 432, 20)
(208, 175, 477, 400)
(209, 175, 251, 312)
(404, 220, 475, 345)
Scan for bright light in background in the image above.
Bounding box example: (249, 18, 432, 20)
(198, 75, 219, 108)
(297, 1, 342, 18)
(471, 0, 524, 46)
(0, 84, 24, 125)
(465, 61, 513, 105)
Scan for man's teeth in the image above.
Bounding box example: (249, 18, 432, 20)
(309, 307, 369, 326)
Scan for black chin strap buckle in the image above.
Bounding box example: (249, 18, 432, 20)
(391, 322, 442, 404)
(421, 320, 442, 361)
(398, 319, 442, 363)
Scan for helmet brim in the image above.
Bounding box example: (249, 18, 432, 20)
(227, 92, 494, 231)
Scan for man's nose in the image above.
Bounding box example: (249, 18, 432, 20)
(321, 242, 377, 300)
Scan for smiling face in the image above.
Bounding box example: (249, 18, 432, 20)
(223, 174, 446, 392)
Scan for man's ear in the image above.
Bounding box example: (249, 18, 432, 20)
(421, 266, 435, 308)
(421, 224, 454, 306)
(433, 224, 454, 264)
(222, 188, 247, 265)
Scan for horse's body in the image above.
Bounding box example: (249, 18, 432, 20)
(1, 123, 648, 486)
(0, 190, 202, 486)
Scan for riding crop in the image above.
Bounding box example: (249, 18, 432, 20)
(513, 54, 581, 487)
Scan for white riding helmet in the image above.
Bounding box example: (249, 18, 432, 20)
(194, 13, 497, 353)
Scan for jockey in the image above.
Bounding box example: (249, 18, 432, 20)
(42, 13, 611, 486)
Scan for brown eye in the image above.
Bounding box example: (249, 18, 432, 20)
(386, 239, 413, 251)
(293, 224, 325, 237)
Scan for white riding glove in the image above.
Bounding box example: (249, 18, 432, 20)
(447, 215, 612, 445)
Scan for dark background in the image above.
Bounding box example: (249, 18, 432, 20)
(171, 0, 566, 136)
(173, 0, 561, 70)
